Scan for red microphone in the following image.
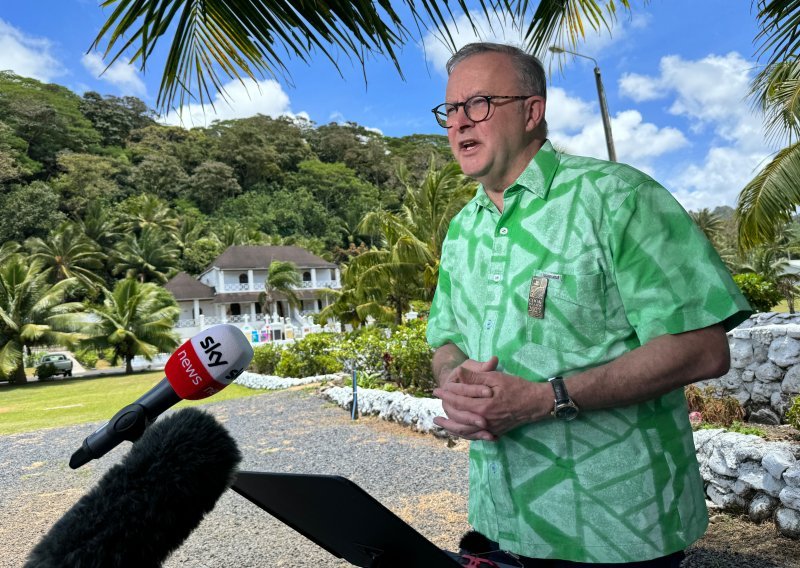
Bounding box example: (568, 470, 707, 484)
(69, 324, 254, 469)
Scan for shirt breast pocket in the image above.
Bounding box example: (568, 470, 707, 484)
(525, 271, 607, 353)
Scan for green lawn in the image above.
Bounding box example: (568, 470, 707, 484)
(0, 371, 267, 435)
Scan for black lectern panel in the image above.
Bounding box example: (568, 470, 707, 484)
(232, 471, 461, 567)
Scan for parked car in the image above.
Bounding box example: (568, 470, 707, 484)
(36, 354, 73, 377)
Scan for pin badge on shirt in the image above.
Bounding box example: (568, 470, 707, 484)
(528, 276, 548, 319)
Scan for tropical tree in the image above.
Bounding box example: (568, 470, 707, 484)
(0, 256, 85, 384)
(26, 222, 107, 292)
(258, 261, 302, 319)
(91, 1, 634, 112)
(83, 278, 180, 373)
(347, 161, 475, 323)
(737, 1, 800, 248)
(112, 226, 180, 284)
(117, 194, 179, 236)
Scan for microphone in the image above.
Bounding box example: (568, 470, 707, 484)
(69, 323, 253, 469)
(25, 407, 241, 568)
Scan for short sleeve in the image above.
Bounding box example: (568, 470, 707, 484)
(610, 181, 751, 345)
(427, 243, 467, 351)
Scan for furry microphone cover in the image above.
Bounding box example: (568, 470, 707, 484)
(25, 407, 242, 568)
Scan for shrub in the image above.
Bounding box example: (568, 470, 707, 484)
(275, 332, 344, 377)
(35, 363, 58, 381)
(685, 385, 745, 426)
(787, 395, 800, 431)
(251, 343, 283, 375)
(336, 327, 389, 376)
(385, 319, 435, 395)
(73, 347, 99, 369)
(733, 273, 783, 312)
(697, 420, 766, 437)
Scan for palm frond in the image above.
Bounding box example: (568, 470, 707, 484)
(736, 140, 800, 250)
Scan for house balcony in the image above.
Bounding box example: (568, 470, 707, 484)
(219, 281, 341, 293)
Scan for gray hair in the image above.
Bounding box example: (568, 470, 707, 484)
(446, 42, 547, 100)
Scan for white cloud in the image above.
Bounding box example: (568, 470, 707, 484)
(618, 51, 775, 210)
(159, 78, 309, 127)
(0, 19, 64, 82)
(420, 11, 525, 74)
(81, 52, 146, 97)
(548, 88, 687, 169)
(669, 147, 768, 211)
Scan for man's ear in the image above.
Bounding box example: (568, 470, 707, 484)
(525, 96, 546, 133)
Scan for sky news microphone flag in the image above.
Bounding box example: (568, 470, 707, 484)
(26, 407, 242, 568)
(70, 324, 254, 469)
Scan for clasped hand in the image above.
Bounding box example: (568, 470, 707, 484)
(432, 356, 547, 441)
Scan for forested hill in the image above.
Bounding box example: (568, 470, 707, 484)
(0, 71, 453, 272)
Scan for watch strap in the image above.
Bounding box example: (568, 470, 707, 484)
(548, 376, 569, 404)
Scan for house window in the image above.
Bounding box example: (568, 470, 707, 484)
(317, 299, 323, 310)
(238, 273, 248, 284)
(230, 303, 241, 316)
(303, 271, 311, 282)
(255, 303, 262, 314)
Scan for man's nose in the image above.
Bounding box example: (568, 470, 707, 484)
(450, 105, 474, 129)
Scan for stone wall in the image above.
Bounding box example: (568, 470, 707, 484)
(696, 312, 800, 425)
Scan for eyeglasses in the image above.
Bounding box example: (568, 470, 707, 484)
(431, 95, 535, 128)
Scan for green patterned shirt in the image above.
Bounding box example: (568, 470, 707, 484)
(427, 141, 751, 563)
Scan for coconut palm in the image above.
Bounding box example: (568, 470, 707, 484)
(112, 226, 180, 284)
(26, 222, 107, 291)
(258, 260, 302, 319)
(91, 1, 634, 112)
(737, 1, 800, 248)
(0, 256, 86, 384)
(119, 194, 179, 236)
(83, 278, 180, 373)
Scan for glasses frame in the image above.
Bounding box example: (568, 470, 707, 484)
(431, 95, 535, 128)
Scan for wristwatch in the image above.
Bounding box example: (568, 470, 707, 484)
(548, 376, 579, 421)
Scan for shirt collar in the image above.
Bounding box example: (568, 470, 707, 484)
(469, 139, 561, 211)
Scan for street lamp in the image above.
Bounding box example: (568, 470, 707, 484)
(549, 45, 617, 162)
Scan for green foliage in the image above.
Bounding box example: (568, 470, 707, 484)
(251, 343, 283, 375)
(82, 278, 180, 373)
(73, 347, 100, 369)
(733, 273, 783, 312)
(787, 395, 800, 431)
(35, 363, 58, 381)
(0, 182, 66, 242)
(274, 333, 344, 378)
(384, 319, 434, 394)
(337, 326, 391, 376)
(698, 421, 767, 437)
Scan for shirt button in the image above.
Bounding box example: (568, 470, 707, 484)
(492, 274, 501, 282)
(499, 227, 508, 235)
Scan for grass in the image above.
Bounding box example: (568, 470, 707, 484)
(0, 371, 267, 436)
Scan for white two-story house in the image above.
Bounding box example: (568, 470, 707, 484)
(165, 245, 341, 339)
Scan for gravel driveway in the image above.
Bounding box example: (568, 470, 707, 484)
(0, 390, 471, 568)
(2, 388, 797, 568)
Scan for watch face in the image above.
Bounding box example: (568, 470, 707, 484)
(555, 404, 579, 421)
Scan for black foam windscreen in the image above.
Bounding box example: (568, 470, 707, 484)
(26, 407, 241, 568)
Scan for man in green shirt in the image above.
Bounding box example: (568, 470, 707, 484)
(426, 42, 752, 567)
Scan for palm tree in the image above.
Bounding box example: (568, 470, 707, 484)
(0, 256, 86, 384)
(258, 261, 301, 319)
(26, 222, 107, 292)
(90, 1, 633, 112)
(0, 241, 21, 266)
(737, 1, 800, 248)
(112, 226, 180, 284)
(345, 161, 473, 324)
(78, 202, 125, 249)
(119, 194, 179, 236)
(83, 279, 180, 373)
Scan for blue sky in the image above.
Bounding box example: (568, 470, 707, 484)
(0, 1, 780, 212)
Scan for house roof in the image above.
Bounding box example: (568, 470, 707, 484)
(204, 246, 337, 273)
(164, 272, 216, 301)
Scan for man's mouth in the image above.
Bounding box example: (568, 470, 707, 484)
(460, 139, 479, 151)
